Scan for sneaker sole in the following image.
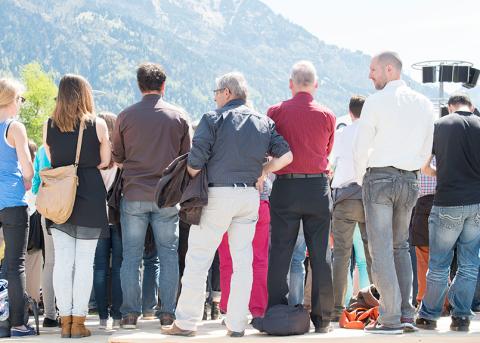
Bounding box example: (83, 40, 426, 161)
(416, 324, 436, 330)
(122, 325, 137, 329)
(451, 326, 469, 332)
(365, 329, 403, 335)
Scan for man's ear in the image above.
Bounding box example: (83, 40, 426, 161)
(160, 82, 166, 96)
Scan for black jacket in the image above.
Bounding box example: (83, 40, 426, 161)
(154, 154, 208, 225)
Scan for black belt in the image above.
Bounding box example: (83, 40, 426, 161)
(277, 173, 327, 179)
(208, 183, 256, 188)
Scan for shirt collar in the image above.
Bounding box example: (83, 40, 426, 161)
(142, 94, 162, 101)
(221, 98, 246, 111)
(293, 91, 314, 102)
(384, 79, 406, 90)
(456, 111, 473, 116)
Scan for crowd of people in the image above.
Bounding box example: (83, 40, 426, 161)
(0, 51, 479, 338)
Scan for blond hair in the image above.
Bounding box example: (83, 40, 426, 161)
(51, 74, 95, 132)
(0, 78, 24, 108)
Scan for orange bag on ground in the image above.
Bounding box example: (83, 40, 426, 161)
(339, 306, 379, 329)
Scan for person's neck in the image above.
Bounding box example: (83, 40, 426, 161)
(142, 91, 162, 96)
(293, 89, 314, 97)
(0, 112, 10, 122)
(454, 105, 472, 113)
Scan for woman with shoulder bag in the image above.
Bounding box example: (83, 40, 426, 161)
(42, 74, 110, 338)
(0, 78, 35, 336)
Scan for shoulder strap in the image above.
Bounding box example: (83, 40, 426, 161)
(4, 119, 13, 138)
(74, 120, 85, 166)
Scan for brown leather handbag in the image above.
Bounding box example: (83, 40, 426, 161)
(36, 121, 85, 224)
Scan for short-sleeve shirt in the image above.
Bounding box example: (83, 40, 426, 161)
(432, 111, 480, 206)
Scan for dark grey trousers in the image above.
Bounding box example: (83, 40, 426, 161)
(332, 199, 371, 315)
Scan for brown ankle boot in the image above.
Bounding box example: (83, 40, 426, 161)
(60, 315, 72, 338)
(71, 316, 91, 338)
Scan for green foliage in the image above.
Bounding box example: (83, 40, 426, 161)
(19, 62, 57, 145)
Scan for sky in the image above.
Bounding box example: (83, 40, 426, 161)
(260, 0, 480, 88)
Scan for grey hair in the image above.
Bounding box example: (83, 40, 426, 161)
(290, 60, 317, 86)
(215, 72, 248, 100)
(376, 51, 403, 71)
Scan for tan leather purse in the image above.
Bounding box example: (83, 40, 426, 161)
(36, 121, 85, 224)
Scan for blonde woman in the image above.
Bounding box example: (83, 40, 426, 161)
(43, 74, 110, 338)
(0, 78, 35, 336)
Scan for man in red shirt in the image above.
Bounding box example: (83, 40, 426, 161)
(267, 60, 336, 333)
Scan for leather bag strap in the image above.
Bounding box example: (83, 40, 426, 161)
(74, 120, 85, 166)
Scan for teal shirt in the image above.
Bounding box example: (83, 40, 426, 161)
(32, 145, 51, 195)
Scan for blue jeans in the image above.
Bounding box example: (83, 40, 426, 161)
(142, 246, 159, 314)
(93, 225, 123, 320)
(120, 200, 179, 316)
(288, 226, 306, 305)
(472, 267, 480, 310)
(419, 204, 480, 320)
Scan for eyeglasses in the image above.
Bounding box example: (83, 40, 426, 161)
(16, 96, 26, 104)
(213, 88, 225, 94)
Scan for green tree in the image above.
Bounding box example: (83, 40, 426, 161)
(19, 62, 57, 145)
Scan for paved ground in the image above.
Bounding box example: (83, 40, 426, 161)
(1, 314, 478, 343)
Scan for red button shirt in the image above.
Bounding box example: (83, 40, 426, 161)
(268, 92, 336, 174)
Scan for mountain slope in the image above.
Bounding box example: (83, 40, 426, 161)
(0, 0, 433, 118)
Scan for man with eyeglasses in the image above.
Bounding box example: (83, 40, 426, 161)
(164, 72, 292, 337)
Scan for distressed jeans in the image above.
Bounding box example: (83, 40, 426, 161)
(120, 200, 179, 317)
(362, 167, 418, 327)
(419, 204, 480, 320)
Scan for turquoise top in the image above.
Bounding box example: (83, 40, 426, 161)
(32, 145, 51, 194)
(0, 119, 26, 210)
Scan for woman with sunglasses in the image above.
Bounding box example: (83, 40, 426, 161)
(0, 78, 35, 337)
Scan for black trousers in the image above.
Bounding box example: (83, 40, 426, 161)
(267, 177, 333, 325)
(178, 220, 220, 301)
(0, 206, 28, 326)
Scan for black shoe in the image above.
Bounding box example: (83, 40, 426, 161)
(227, 330, 245, 337)
(160, 313, 175, 327)
(211, 301, 220, 320)
(450, 316, 470, 332)
(43, 317, 59, 328)
(415, 317, 437, 330)
(202, 302, 208, 320)
(314, 322, 333, 333)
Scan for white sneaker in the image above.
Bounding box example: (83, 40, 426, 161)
(99, 319, 108, 329)
(112, 319, 121, 329)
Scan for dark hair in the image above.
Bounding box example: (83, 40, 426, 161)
(97, 111, 116, 142)
(448, 94, 473, 107)
(137, 63, 166, 93)
(28, 140, 37, 163)
(440, 105, 449, 117)
(349, 95, 366, 118)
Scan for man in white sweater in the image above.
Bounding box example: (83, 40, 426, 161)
(353, 51, 435, 334)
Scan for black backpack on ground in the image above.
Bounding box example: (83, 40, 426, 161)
(252, 304, 310, 336)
